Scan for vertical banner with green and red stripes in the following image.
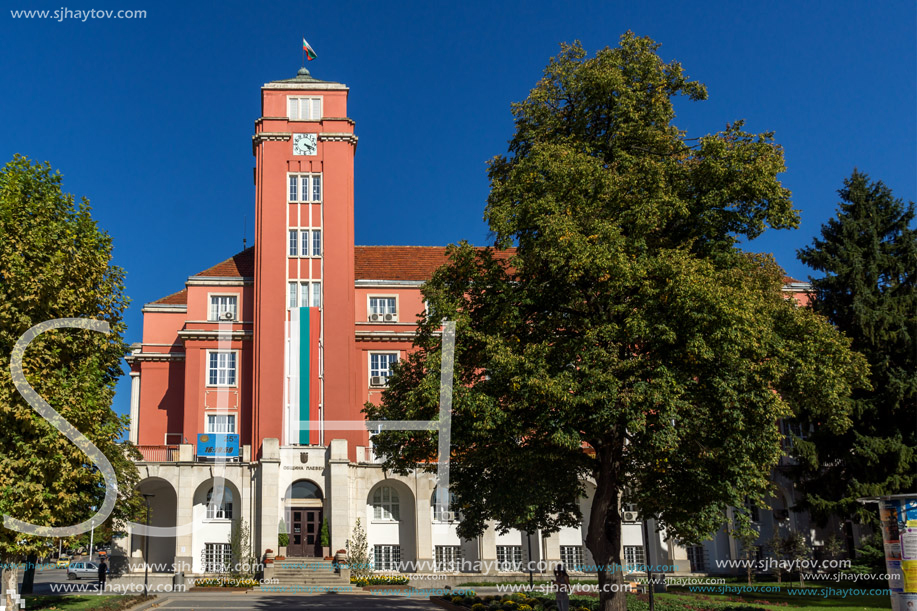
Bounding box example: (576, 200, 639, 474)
(298, 307, 321, 445)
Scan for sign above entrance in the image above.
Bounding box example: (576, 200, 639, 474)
(197, 434, 240, 459)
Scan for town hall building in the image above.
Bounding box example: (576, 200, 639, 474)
(114, 67, 820, 580)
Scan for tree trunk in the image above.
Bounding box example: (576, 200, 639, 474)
(585, 442, 626, 611)
(2, 564, 19, 611)
(21, 554, 37, 594)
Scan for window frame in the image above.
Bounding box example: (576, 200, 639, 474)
(206, 414, 236, 435)
(206, 350, 238, 388)
(496, 546, 523, 572)
(208, 294, 239, 322)
(623, 545, 646, 571)
(203, 542, 232, 574)
(431, 490, 458, 522)
(435, 545, 463, 572)
(205, 486, 234, 520)
(288, 281, 322, 308)
(287, 96, 323, 121)
(367, 295, 398, 321)
(287, 173, 323, 203)
(560, 545, 585, 572)
(373, 544, 401, 571)
(368, 351, 399, 386)
(371, 485, 400, 522)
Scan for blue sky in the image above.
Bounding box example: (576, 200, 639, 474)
(2, 0, 915, 419)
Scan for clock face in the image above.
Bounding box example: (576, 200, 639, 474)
(293, 133, 317, 156)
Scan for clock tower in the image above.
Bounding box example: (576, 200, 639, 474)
(251, 67, 359, 457)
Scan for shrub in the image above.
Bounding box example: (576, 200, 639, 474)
(350, 574, 409, 586)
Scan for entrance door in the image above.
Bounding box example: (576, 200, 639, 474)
(289, 507, 322, 557)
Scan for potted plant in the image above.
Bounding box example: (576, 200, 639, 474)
(263, 549, 275, 565)
(320, 517, 331, 559)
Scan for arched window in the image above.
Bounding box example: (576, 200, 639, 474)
(431, 490, 457, 522)
(289, 480, 322, 501)
(371, 486, 400, 521)
(206, 486, 233, 519)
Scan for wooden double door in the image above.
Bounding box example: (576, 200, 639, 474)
(288, 507, 322, 557)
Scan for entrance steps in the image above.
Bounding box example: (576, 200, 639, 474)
(256, 558, 354, 593)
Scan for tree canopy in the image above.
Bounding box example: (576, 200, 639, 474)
(794, 170, 916, 523)
(365, 34, 867, 611)
(0, 155, 141, 606)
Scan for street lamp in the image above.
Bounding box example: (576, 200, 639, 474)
(142, 493, 155, 595)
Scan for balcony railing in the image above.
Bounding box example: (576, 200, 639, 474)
(136, 445, 180, 462)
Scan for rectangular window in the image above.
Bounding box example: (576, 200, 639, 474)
(288, 174, 322, 203)
(686, 545, 705, 572)
(373, 545, 401, 571)
(209, 296, 238, 321)
(311, 229, 321, 256)
(289, 230, 298, 257)
(370, 353, 398, 381)
(208, 352, 237, 387)
(561, 546, 584, 572)
(623, 545, 646, 570)
(291, 281, 321, 308)
(206, 414, 236, 434)
(299, 230, 309, 256)
(203, 543, 232, 573)
(496, 546, 523, 572)
(288, 96, 322, 121)
(435, 546, 463, 572)
(369, 297, 397, 321)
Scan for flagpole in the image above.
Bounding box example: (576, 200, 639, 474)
(301, 36, 305, 68)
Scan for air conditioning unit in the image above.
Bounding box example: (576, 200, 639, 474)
(622, 511, 640, 523)
(384, 313, 396, 322)
(220, 311, 235, 321)
(370, 376, 387, 387)
(369, 313, 382, 322)
(441, 511, 456, 522)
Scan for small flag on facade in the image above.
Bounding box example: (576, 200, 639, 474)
(303, 38, 317, 61)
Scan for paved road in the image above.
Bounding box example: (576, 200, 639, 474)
(16, 567, 93, 595)
(153, 593, 438, 609)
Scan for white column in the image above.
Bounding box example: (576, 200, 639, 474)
(129, 371, 140, 444)
(328, 439, 351, 552)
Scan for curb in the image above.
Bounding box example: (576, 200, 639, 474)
(125, 595, 159, 610)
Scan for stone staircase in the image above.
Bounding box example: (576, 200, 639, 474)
(256, 558, 354, 593)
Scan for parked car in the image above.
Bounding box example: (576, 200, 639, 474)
(55, 557, 70, 569)
(67, 561, 99, 580)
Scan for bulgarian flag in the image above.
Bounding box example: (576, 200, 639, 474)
(303, 37, 317, 61)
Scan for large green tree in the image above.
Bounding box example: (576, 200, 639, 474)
(793, 170, 917, 523)
(366, 34, 868, 611)
(0, 156, 141, 606)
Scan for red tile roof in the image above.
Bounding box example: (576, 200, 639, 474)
(149, 288, 188, 306)
(354, 245, 515, 281)
(193, 247, 255, 278)
(148, 245, 806, 306)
